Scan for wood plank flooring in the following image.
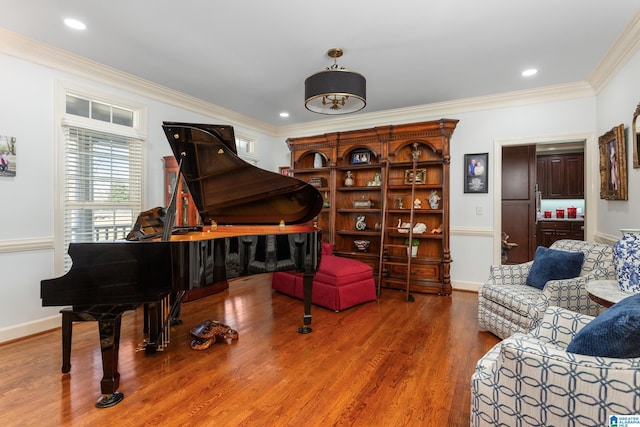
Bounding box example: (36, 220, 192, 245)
(0, 274, 499, 426)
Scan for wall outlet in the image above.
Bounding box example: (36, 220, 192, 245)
(476, 206, 483, 215)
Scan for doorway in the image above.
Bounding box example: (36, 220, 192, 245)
(495, 135, 593, 265)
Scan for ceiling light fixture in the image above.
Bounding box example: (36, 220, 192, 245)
(64, 18, 86, 30)
(304, 48, 366, 115)
(522, 68, 538, 77)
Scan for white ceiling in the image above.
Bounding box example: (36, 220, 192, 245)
(1, 0, 639, 127)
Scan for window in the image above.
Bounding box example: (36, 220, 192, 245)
(58, 86, 146, 272)
(236, 134, 258, 165)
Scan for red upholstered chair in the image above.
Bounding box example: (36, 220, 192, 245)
(272, 242, 376, 311)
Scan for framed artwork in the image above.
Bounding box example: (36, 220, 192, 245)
(633, 102, 640, 168)
(0, 134, 16, 177)
(351, 150, 370, 165)
(279, 166, 291, 176)
(464, 153, 488, 193)
(598, 124, 627, 200)
(404, 168, 426, 184)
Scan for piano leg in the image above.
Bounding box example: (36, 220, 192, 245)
(298, 271, 314, 334)
(96, 315, 125, 408)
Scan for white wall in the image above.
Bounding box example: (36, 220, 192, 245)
(0, 44, 638, 342)
(595, 49, 640, 238)
(0, 52, 283, 341)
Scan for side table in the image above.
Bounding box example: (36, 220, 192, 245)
(586, 280, 635, 308)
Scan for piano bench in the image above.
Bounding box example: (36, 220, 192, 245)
(272, 248, 376, 312)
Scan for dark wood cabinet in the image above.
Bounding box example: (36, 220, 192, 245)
(536, 153, 584, 199)
(537, 220, 584, 247)
(286, 120, 458, 295)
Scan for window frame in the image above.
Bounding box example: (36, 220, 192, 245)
(54, 81, 148, 275)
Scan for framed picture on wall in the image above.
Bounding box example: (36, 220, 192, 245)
(464, 153, 488, 193)
(598, 124, 627, 200)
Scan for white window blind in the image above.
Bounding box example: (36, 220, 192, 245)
(62, 126, 143, 271)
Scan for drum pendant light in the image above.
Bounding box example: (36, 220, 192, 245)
(304, 48, 366, 115)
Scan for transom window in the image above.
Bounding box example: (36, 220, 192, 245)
(58, 86, 146, 272)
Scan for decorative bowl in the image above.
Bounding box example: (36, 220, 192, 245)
(354, 239, 370, 252)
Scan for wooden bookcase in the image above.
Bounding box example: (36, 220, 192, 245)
(163, 155, 200, 227)
(286, 119, 458, 295)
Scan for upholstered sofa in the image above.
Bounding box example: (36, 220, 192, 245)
(271, 242, 376, 311)
(478, 239, 614, 339)
(471, 305, 640, 427)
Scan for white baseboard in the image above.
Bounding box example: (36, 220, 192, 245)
(451, 280, 481, 293)
(0, 315, 60, 344)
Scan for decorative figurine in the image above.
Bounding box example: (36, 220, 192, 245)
(355, 215, 367, 231)
(428, 190, 441, 209)
(345, 171, 354, 186)
(431, 223, 443, 234)
(396, 196, 404, 209)
(413, 198, 422, 209)
(190, 320, 239, 351)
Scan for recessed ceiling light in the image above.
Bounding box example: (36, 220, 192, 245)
(522, 68, 538, 77)
(64, 18, 86, 30)
(279, 112, 290, 118)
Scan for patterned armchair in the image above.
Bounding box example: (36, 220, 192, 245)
(478, 239, 614, 339)
(471, 306, 640, 426)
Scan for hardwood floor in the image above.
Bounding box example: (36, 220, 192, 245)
(0, 275, 499, 426)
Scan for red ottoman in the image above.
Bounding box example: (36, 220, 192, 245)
(272, 243, 377, 312)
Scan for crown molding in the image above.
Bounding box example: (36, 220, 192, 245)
(277, 82, 595, 138)
(588, 10, 640, 93)
(5, 25, 635, 139)
(0, 29, 278, 135)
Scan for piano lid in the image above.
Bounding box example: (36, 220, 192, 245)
(162, 122, 323, 225)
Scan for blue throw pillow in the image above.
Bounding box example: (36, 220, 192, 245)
(525, 246, 584, 289)
(567, 293, 640, 358)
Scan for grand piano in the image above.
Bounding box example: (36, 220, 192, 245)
(41, 122, 323, 408)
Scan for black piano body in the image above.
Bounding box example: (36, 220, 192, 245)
(41, 122, 323, 408)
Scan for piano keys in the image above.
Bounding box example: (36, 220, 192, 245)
(41, 122, 323, 408)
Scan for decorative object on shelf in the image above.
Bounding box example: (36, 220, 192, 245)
(352, 195, 373, 208)
(598, 124, 627, 200)
(404, 168, 426, 184)
(351, 149, 371, 164)
(397, 219, 410, 233)
(567, 206, 577, 218)
(308, 176, 325, 187)
(368, 172, 381, 186)
(314, 152, 323, 168)
(323, 191, 330, 208)
(355, 215, 367, 231)
(304, 48, 366, 115)
(464, 152, 488, 193)
(613, 229, 640, 293)
(396, 196, 404, 209)
(405, 238, 419, 258)
(428, 190, 441, 209)
(431, 223, 443, 234)
(344, 171, 354, 186)
(278, 166, 291, 176)
(413, 198, 422, 209)
(412, 223, 426, 234)
(354, 239, 370, 252)
(374, 222, 381, 231)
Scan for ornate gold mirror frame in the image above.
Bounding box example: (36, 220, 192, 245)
(633, 102, 640, 168)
